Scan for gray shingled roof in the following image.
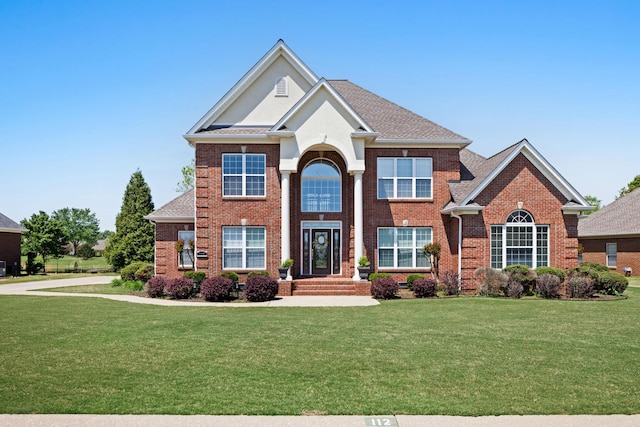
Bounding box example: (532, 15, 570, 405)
(328, 80, 469, 141)
(448, 144, 520, 205)
(578, 188, 640, 237)
(145, 189, 195, 221)
(0, 212, 25, 232)
(197, 126, 270, 135)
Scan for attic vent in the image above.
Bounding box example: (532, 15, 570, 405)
(275, 77, 288, 97)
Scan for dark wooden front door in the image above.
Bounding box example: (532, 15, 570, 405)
(311, 229, 331, 275)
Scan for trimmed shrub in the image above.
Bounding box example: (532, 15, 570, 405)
(220, 271, 239, 284)
(474, 267, 508, 297)
(244, 275, 278, 302)
(247, 270, 270, 278)
(368, 272, 392, 282)
(506, 280, 523, 299)
(413, 278, 437, 298)
(566, 276, 594, 299)
(165, 277, 194, 300)
(439, 270, 460, 296)
(184, 270, 206, 293)
(200, 276, 234, 301)
(146, 276, 167, 298)
(134, 264, 154, 283)
(406, 273, 424, 291)
(503, 264, 537, 295)
(371, 277, 399, 300)
(120, 261, 150, 281)
(535, 266, 565, 283)
(579, 262, 610, 272)
(77, 244, 96, 259)
(594, 271, 628, 295)
(535, 273, 562, 299)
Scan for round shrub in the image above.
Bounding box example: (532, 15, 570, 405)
(535, 266, 565, 283)
(200, 276, 234, 301)
(593, 271, 628, 295)
(244, 275, 279, 302)
(503, 264, 537, 295)
(220, 270, 239, 284)
(165, 277, 194, 300)
(247, 270, 270, 278)
(120, 261, 151, 281)
(413, 278, 437, 298)
(566, 276, 594, 299)
(406, 273, 424, 291)
(134, 264, 154, 283)
(474, 267, 508, 297)
(506, 280, 523, 298)
(439, 270, 460, 296)
(145, 276, 167, 298)
(368, 272, 392, 282)
(371, 277, 399, 299)
(536, 273, 562, 299)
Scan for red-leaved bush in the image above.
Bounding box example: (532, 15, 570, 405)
(371, 277, 399, 299)
(439, 270, 460, 295)
(413, 278, 437, 298)
(145, 276, 167, 298)
(536, 273, 562, 299)
(165, 277, 194, 299)
(244, 275, 278, 302)
(200, 276, 234, 301)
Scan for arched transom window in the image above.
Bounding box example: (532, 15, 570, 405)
(491, 210, 549, 269)
(301, 159, 341, 212)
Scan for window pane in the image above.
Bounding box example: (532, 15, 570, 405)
(491, 226, 503, 269)
(223, 228, 242, 247)
(397, 159, 412, 177)
(397, 179, 412, 198)
(416, 179, 431, 198)
(246, 249, 265, 268)
(398, 249, 413, 267)
(223, 155, 242, 174)
(506, 248, 533, 267)
(246, 228, 265, 247)
(378, 228, 394, 248)
(397, 229, 412, 247)
(223, 249, 242, 269)
(415, 228, 432, 247)
(378, 179, 393, 198)
(378, 248, 394, 267)
(416, 249, 430, 267)
(536, 225, 549, 267)
(245, 155, 265, 174)
(415, 159, 432, 178)
(246, 176, 264, 196)
(377, 159, 394, 178)
(223, 176, 242, 196)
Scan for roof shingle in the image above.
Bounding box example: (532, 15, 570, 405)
(578, 188, 640, 237)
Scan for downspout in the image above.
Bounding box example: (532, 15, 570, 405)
(450, 212, 462, 292)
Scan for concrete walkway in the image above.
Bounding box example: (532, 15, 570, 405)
(0, 276, 379, 307)
(1, 277, 637, 426)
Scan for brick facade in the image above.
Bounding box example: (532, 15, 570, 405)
(0, 232, 21, 276)
(581, 238, 640, 277)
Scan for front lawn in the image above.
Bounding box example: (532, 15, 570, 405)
(0, 288, 638, 415)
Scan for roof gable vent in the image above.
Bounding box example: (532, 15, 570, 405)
(275, 77, 288, 97)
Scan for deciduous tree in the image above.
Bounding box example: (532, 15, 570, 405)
(176, 158, 195, 192)
(105, 170, 155, 270)
(21, 211, 67, 270)
(52, 207, 100, 256)
(618, 174, 640, 199)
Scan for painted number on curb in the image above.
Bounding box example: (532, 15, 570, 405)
(364, 417, 397, 426)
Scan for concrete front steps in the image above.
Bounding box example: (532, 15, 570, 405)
(292, 278, 358, 296)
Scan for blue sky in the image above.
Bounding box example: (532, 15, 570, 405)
(1, 0, 638, 231)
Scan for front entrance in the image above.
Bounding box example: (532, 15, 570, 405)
(301, 222, 341, 276)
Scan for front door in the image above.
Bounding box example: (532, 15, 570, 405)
(301, 222, 341, 276)
(311, 229, 331, 275)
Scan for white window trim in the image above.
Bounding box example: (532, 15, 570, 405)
(606, 242, 617, 268)
(377, 157, 433, 200)
(490, 210, 549, 269)
(301, 159, 342, 213)
(222, 153, 266, 198)
(222, 226, 266, 270)
(377, 227, 432, 269)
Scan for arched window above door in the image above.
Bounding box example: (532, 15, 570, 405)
(491, 210, 549, 269)
(301, 159, 341, 212)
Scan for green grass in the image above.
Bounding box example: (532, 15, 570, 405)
(0, 272, 117, 285)
(39, 282, 132, 294)
(0, 287, 639, 415)
(20, 254, 112, 274)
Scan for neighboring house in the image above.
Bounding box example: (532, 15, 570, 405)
(92, 239, 107, 257)
(578, 188, 640, 276)
(0, 212, 25, 276)
(147, 40, 592, 294)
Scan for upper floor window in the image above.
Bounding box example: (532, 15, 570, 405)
(377, 158, 432, 199)
(302, 159, 341, 212)
(378, 227, 432, 269)
(275, 77, 288, 96)
(223, 154, 265, 197)
(491, 210, 549, 269)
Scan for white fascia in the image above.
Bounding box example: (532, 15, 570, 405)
(441, 205, 485, 215)
(371, 139, 472, 149)
(183, 134, 271, 147)
(144, 216, 195, 224)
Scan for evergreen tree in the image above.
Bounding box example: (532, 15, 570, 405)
(105, 170, 155, 270)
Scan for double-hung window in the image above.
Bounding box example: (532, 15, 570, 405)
(223, 154, 265, 197)
(606, 243, 617, 268)
(223, 226, 266, 269)
(378, 227, 432, 268)
(490, 210, 549, 269)
(377, 158, 432, 199)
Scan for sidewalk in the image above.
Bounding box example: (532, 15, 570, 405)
(1, 414, 639, 427)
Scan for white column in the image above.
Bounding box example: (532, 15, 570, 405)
(281, 171, 292, 280)
(352, 172, 363, 281)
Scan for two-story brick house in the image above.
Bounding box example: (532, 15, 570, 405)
(146, 40, 591, 295)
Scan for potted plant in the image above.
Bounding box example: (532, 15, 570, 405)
(357, 255, 371, 280)
(278, 258, 293, 280)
